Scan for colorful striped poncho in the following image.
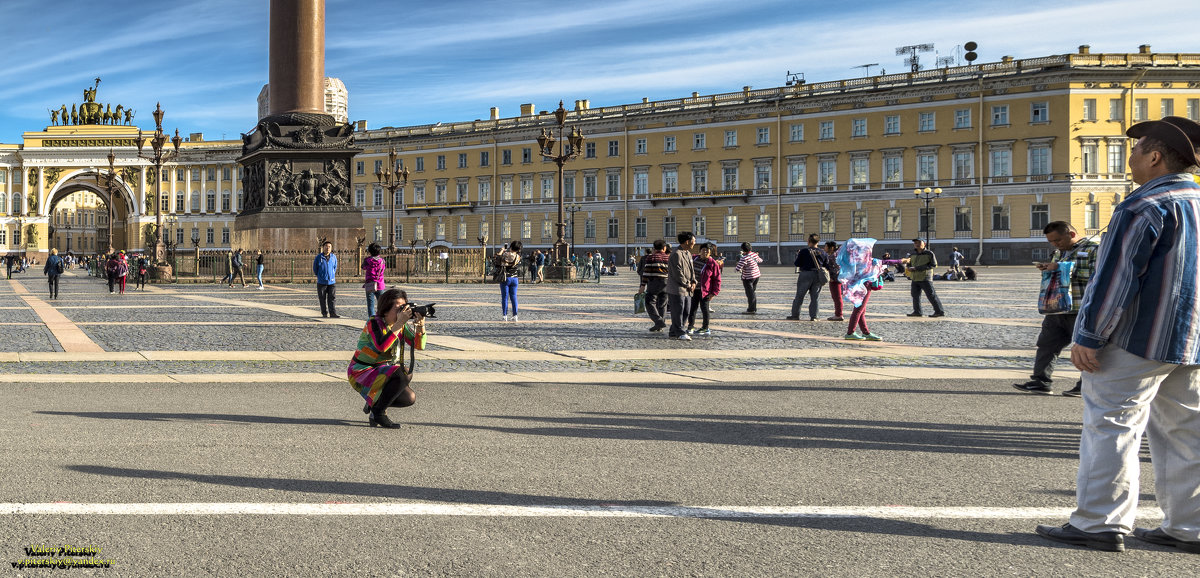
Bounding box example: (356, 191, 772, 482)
(347, 318, 426, 406)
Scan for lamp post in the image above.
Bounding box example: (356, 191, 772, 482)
(913, 187, 942, 247)
(536, 101, 585, 265)
(565, 203, 583, 261)
(135, 103, 183, 266)
(102, 149, 121, 252)
(15, 216, 24, 256)
(376, 147, 409, 250)
(478, 234, 488, 280)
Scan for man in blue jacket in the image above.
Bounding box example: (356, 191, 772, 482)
(1035, 116, 1200, 554)
(313, 241, 339, 318)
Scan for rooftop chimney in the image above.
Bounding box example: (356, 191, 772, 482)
(490, 107, 499, 120)
(520, 103, 535, 117)
(1139, 44, 1152, 54)
(1078, 45, 1091, 54)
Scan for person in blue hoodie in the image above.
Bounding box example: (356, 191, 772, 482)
(313, 241, 339, 318)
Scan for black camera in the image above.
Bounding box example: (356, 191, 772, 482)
(405, 303, 436, 319)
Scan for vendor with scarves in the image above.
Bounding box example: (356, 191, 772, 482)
(347, 288, 427, 429)
(837, 238, 904, 341)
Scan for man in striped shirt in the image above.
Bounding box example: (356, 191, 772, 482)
(1036, 116, 1200, 554)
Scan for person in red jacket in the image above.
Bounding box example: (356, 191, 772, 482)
(686, 243, 722, 335)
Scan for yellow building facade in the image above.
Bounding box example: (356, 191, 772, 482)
(2, 46, 1199, 264)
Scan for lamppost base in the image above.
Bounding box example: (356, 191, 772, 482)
(543, 265, 576, 282)
(553, 240, 571, 266)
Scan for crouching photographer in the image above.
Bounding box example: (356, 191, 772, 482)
(347, 288, 431, 429)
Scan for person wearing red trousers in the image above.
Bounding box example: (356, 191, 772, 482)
(824, 241, 844, 321)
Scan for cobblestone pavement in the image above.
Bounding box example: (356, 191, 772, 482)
(0, 265, 1047, 375)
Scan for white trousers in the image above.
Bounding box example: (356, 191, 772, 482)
(1069, 345, 1200, 541)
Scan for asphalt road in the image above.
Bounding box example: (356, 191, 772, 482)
(2, 374, 1191, 577)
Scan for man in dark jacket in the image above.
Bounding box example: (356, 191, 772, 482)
(640, 241, 670, 332)
(906, 238, 945, 317)
(787, 234, 831, 321)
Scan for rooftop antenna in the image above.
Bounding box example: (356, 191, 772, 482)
(936, 55, 955, 69)
(785, 71, 805, 86)
(853, 63, 880, 77)
(896, 43, 935, 73)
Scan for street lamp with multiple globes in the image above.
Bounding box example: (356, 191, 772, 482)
(536, 101, 585, 265)
(375, 147, 410, 250)
(564, 203, 583, 254)
(135, 103, 182, 267)
(913, 187, 942, 247)
(102, 149, 122, 253)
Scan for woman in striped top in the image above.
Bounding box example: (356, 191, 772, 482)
(734, 242, 763, 314)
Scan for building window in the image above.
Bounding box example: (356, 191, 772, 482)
(415, 184, 426, 204)
(789, 212, 804, 235)
(521, 148, 532, 164)
(990, 149, 1012, 179)
(991, 247, 1010, 262)
(955, 207, 972, 231)
(819, 121, 834, 140)
(724, 215, 738, 237)
(606, 173, 620, 198)
(458, 182, 469, 202)
(221, 227, 230, 244)
(852, 118, 867, 137)
(1162, 99, 1175, 118)
(608, 140, 619, 157)
(634, 138, 647, 154)
(480, 151, 490, 167)
(664, 136, 676, 152)
(222, 191, 231, 212)
(190, 191, 201, 212)
(634, 172, 648, 197)
(177, 169, 185, 181)
(819, 211, 834, 235)
(788, 162, 806, 190)
(540, 220, 550, 239)
(884, 115, 900, 135)
(206, 227, 214, 244)
(500, 180, 512, 201)
(818, 159, 836, 188)
(520, 178, 532, 201)
(191, 169, 201, 181)
(355, 187, 366, 207)
(692, 215, 707, 237)
(693, 133, 706, 150)
(521, 220, 531, 239)
(436, 183, 448, 203)
(756, 213, 770, 236)
(374, 160, 383, 175)
(991, 105, 1009, 126)
(541, 177, 554, 200)
(991, 205, 1010, 230)
(501, 150, 511, 165)
(723, 167, 738, 191)
(416, 157, 425, 171)
(1030, 204, 1049, 231)
(885, 209, 901, 233)
(563, 176, 574, 201)
(663, 215, 676, 238)
(176, 229, 183, 244)
(205, 191, 215, 212)
(176, 192, 185, 212)
(478, 221, 487, 241)
(663, 169, 678, 194)
(1082, 99, 1097, 121)
(919, 207, 935, 234)
(692, 168, 707, 192)
(919, 112, 936, 132)
(918, 153, 937, 183)
(374, 186, 384, 208)
(850, 157, 869, 188)
(584, 143, 596, 159)
(756, 127, 770, 145)
(1085, 202, 1099, 229)
(789, 123, 804, 142)
(416, 222, 426, 241)
(1108, 143, 1126, 174)
(1031, 101, 1049, 123)
(635, 217, 647, 238)
(607, 218, 619, 239)
(755, 165, 771, 190)
(953, 151, 973, 183)
(954, 109, 972, 129)
(884, 156, 902, 186)
(356, 162, 364, 176)
(724, 130, 737, 147)
(1081, 144, 1099, 174)
(1110, 99, 1124, 121)
(1188, 99, 1200, 121)
(478, 181, 490, 202)
(1030, 147, 1051, 176)
(851, 210, 867, 234)
(583, 175, 596, 200)
(584, 218, 595, 239)
(500, 221, 510, 240)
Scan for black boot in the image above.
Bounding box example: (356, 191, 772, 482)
(368, 412, 401, 429)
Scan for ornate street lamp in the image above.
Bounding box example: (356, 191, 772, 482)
(565, 203, 583, 257)
(103, 149, 121, 252)
(135, 103, 182, 266)
(913, 187, 942, 247)
(376, 147, 409, 250)
(536, 101, 585, 265)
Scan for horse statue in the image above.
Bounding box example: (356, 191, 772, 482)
(114, 105, 124, 124)
(71, 104, 78, 125)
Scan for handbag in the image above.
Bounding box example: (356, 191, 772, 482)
(633, 291, 646, 315)
(809, 249, 831, 284)
(1038, 261, 1075, 315)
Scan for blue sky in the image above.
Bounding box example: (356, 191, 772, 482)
(0, 0, 1188, 143)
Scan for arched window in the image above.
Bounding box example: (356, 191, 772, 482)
(0, 192, 6, 213)
(221, 190, 231, 212)
(11, 193, 22, 215)
(190, 191, 200, 212)
(206, 190, 216, 213)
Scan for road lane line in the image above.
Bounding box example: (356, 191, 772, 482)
(0, 502, 1164, 519)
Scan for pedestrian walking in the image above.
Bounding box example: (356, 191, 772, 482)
(1013, 221, 1096, 397)
(362, 242, 387, 318)
(686, 243, 721, 335)
(116, 251, 129, 294)
(950, 247, 965, 278)
(1035, 115, 1200, 554)
(348, 288, 427, 429)
(592, 252, 603, 283)
(104, 252, 119, 294)
(824, 241, 844, 321)
(43, 248, 64, 300)
(135, 254, 148, 290)
(581, 252, 593, 280)
(5, 254, 14, 279)
(495, 240, 522, 321)
(787, 234, 831, 321)
(313, 241, 340, 318)
(220, 250, 234, 285)
(734, 242, 763, 315)
(229, 249, 247, 287)
(666, 232, 697, 340)
(640, 243, 670, 331)
(535, 249, 545, 283)
(905, 238, 945, 317)
(255, 250, 265, 290)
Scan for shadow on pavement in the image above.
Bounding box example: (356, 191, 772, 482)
(424, 412, 1081, 459)
(36, 411, 357, 427)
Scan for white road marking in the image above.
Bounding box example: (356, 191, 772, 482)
(0, 503, 1164, 519)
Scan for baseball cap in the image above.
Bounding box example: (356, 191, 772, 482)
(1126, 116, 1200, 166)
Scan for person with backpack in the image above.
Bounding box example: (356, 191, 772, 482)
(43, 248, 64, 300)
(135, 254, 149, 290)
(104, 252, 120, 294)
(116, 251, 130, 294)
(229, 249, 247, 288)
(362, 243, 387, 318)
